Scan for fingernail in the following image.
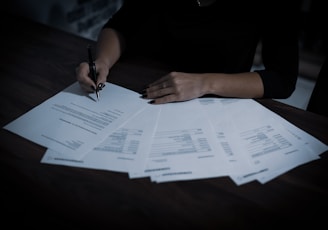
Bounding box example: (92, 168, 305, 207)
(98, 83, 105, 90)
(141, 93, 148, 98)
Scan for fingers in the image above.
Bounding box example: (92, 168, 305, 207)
(149, 81, 170, 92)
(148, 94, 177, 104)
(142, 72, 203, 104)
(76, 61, 108, 93)
(143, 82, 181, 104)
(148, 75, 169, 88)
(142, 73, 177, 104)
(76, 62, 95, 92)
(97, 82, 106, 92)
(142, 78, 172, 101)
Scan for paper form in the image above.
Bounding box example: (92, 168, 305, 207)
(255, 102, 327, 184)
(198, 98, 256, 175)
(133, 99, 230, 182)
(3, 82, 147, 159)
(42, 104, 161, 174)
(4, 81, 327, 185)
(220, 99, 323, 185)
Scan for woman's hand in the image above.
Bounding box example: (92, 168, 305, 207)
(142, 71, 207, 104)
(75, 60, 109, 93)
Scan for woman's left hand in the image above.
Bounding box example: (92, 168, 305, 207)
(142, 71, 206, 104)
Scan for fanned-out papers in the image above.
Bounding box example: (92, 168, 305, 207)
(3, 82, 328, 185)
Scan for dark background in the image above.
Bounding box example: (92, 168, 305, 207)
(3, 0, 327, 79)
(2, 0, 327, 111)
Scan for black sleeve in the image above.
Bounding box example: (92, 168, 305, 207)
(307, 57, 328, 116)
(102, 0, 164, 57)
(102, 0, 156, 39)
(256, 2, 300, 99)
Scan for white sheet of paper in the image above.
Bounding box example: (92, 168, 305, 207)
(3, 82, 147, 159)
(41, 104, 161, 174)
(198, 98, 256, 175)
(255, 103, 327, 184)
(4, 80, 326, 185)
(135, 99, 230, 182)
(223, 99, 324, 185)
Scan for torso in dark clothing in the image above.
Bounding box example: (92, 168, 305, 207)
(104, 0, 300, 98)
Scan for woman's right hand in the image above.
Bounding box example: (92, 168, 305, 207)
(75, 59, 110, 93)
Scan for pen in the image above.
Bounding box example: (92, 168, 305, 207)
(87, 44, 99, 100)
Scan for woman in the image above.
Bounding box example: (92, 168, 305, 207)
(76, 0, 300, 104)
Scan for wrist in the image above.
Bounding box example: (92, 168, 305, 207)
(202, 73, 223, 95)
(95, 58, 111, 70)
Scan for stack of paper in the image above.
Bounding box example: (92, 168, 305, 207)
(3, 82, 328, 185)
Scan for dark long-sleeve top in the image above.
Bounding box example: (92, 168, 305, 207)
(103, 0, 300, 98)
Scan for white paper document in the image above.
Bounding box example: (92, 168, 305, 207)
(42, 104, 161, 174)
(3, 81, 327, 185)
(213, 99, 324, 185)
(3, 82, 147, 159)
(135, 99, 230, 182)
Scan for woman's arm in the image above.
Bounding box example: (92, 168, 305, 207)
(75, 28, 124, 92)
(143, 71, 264, 104)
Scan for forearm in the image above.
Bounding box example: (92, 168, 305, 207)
(95, 28, 125, 69)
(202, 72, 264, 98)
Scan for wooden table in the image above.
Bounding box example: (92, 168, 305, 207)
(1, 11, 328, 229)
